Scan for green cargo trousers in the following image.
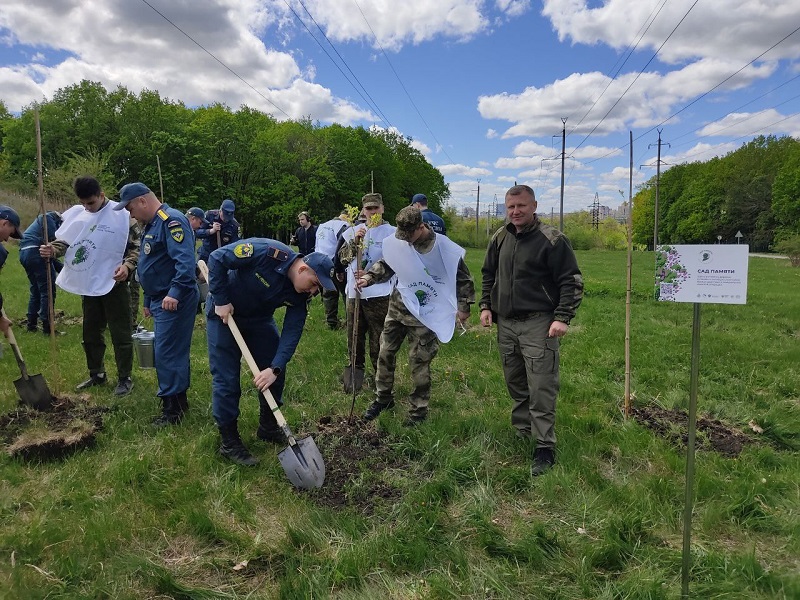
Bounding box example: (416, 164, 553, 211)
(375, 310, 439, 420)
(497, 313, 560, 448)
(81, 282, 133, 379)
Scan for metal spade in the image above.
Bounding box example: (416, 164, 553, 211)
(2, 310, 53, 410)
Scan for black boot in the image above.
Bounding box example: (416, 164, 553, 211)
(531, 447, 556, 477)
(26, 314, 37, 332)
(173, 392, 189, 420)
(153, 396, 182, 427)
(256, 398, 284, 443)
(219, 423, 259, 466)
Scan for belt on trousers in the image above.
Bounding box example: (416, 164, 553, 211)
(507, 311, 549, 321)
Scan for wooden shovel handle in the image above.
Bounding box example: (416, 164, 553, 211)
(1, 308, 29, 379)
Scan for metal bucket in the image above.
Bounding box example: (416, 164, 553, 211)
(132, 330, 155, 369)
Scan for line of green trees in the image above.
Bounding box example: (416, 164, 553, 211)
(632, 135, 800, 252)
(0, 80, 448, 239)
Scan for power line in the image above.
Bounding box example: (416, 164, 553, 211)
(584, 23, 800, 166)
(571, 0, 700, 156)
(138, 0, 291, 119)
(567, 0, 671, 136)
(352, 0, 457, 166)
(287, 0, 393, 128)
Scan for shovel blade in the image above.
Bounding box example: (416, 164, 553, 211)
(278, 435, 326, 489)
(14, 373, 53, 410)
(342, 365, 365, 394)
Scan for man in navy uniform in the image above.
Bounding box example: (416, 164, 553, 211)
(206, 240, 336, 466)
(197, 198, 240, 263)
(0, 205, 23, 335)
(410, 193, 446, 235)
(115, 183, 199, 426)
(19, 210, 63, 333)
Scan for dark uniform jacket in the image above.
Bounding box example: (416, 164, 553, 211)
(138, 205, 196, 305)
(294, 224, 317, 255)
(480, 217, 583, 324)
(197, 210, 240, 262)
(207, 239, 310, 372)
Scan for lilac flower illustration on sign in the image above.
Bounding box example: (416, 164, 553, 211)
(655, 245, 690, 301)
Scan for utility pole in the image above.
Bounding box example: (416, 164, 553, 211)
(645, 130, 670, 250)
(559, 118, 566, 231)
(475, 179, 481, 237)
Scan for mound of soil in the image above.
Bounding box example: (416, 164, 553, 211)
(631, 405, 753, 457)
(0, 395, 109, 460)
(302, 415, 406, 514)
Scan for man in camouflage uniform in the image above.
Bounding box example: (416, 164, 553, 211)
(357, 206, 474, 425)
(480, 184, 583, 476)
(338, 193, 394, 386)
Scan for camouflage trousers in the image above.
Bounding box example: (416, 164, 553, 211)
(346, 295, 390, 371)
(497, 313, 560, 448)
(375, 299, 440, 420)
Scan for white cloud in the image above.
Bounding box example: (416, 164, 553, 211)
(0, 0, 368, 123)
(291, 0, 489, 51)
(541, 0, 800, 65)
(696, 109, 800, 138)
(410, 138, 432, 156)
(437, 163, 492, 177)
(486, 128, 498, 138)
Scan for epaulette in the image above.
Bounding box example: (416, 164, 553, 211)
(538, 222, 563, 246)
(157, 209, 170, 221)
(266, 246, 289, 261)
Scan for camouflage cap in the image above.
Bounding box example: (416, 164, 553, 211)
(394, 206, 422, 241)
(361, 193, 383, 208)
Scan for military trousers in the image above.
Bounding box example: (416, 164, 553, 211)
(497, 312, 560, 448)
(346, 295, 390, 371)
(322, 275, 346, 328)
(375, 307, 439, 420)
(82, 282, 133, 379)
(207, 313, 286, 428)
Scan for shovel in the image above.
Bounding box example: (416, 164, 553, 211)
(197, 260, 325, 489)
(2, 310, 53, 410)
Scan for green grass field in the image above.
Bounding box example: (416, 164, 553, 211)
(0, 245, 798, 599)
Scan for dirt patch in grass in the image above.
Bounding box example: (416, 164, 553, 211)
(302, 414, 406, 514)
(0, 395, 109, 460)
(632, 405, 754, 457)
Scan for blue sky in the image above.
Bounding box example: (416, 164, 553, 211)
(1, 1, 799, 217)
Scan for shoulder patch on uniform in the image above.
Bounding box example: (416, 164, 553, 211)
(170, 227, 185, 243)
(167, 219, 181, 228)
(538, 223, 562, 246)
(233, 243, 254, 258)
(157, 209, 169, 221)
(266, 246, 288, 261)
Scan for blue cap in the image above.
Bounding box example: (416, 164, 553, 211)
(302, 252, 336, 291)
(0, 204, 22, 239)
(411, 193, 428, 206)
(221, 198, 235, 213)
(114, 182, 151, 210)
(185, 207, 206, 220)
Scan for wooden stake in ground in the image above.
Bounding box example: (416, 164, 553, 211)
(156, 154, 165, 201)
(34, 106, 62, 395)
(624, 130, 633, 418)
(347, 243, 363, 423)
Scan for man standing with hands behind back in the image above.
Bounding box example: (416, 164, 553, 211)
(115, 183, 199, 426)
(480, 184, 583, 476)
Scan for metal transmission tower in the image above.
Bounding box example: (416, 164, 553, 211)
(589, 192, 600, 230)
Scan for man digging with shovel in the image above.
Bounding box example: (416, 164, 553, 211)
(205, 239, 336, 466)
